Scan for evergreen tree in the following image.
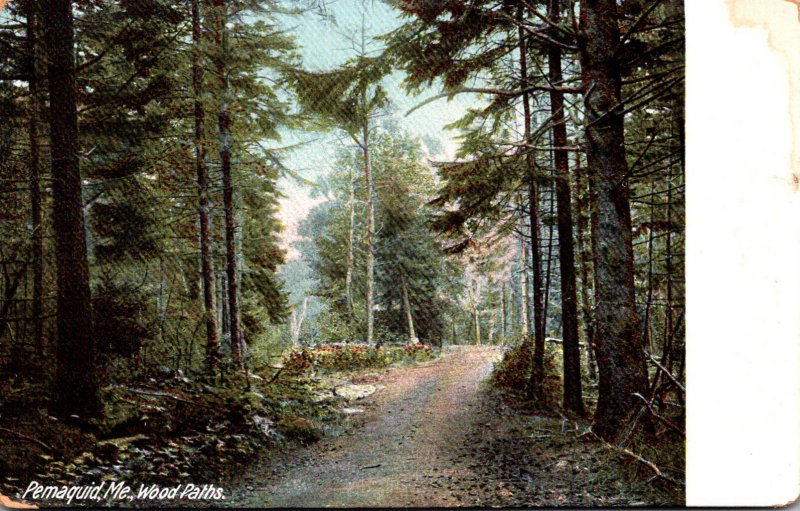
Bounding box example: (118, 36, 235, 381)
(300, 129, 453, 346)
(286, 49, 391, 345)
(43, 0, 100, 418)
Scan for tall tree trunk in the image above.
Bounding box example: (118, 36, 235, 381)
(500, 280, 506, 340)
(578, 0, 649, 440)
(469, 280, 481, 345)
(192, 0, 220, 372)
(519, 235, 529, 337)
(548, 0, 584, 414)
(290, 297, 308, 348)
(44, 0, 100, 418)
(488, 310, 495, 344)
(542, 186, 555, 324)
(643, 183, 656, 353)
(401, 275, 416, 342)
(345, 165, 356, 314)
(27, 0, 44, 356)
(519, 2, 546, 401)
(211, 0, 242, 368)
(363, 118, 375, 346)
(574, 170, 597, 381)
(663, 156, 675, 371)
(474, 308, 481, 345)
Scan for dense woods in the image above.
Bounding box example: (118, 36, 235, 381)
(0, 0, 685, 506)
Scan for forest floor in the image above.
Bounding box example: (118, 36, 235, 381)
(223, 345, 681, 507)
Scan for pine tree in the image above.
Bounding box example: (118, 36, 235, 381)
(545, 0, 584, 415)
(577, 0, 649, 440)
(300, 129, 452, 346)
(191, 0, 221, 372)
(43, 0, 100, 418)
(286, 47, 391, 345)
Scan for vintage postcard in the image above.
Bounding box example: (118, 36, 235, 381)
(0, 0, 794, 508)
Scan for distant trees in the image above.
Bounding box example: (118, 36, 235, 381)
(299, 130, 452, 346)
(286, 44, 391, 346)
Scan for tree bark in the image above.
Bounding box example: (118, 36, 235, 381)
(192, 0, 221, 373)
(27, 0, 44, 356)
(469, 279, 481, 345)
(578, 0, 649, 440)
(44, 0, 100, 418)
(548, 0, 584, 415)
(519, 234, 529, 338)
(500, 280, 506, 340)
(574, 170, 597, 381)
(290, 297, 308, 347)
(345, 165, 356, 314)
(363, 111, 375, 346)
(211, 0, 242, 368)
(401, 275, 416, 342)
(519, 1, 546, 402)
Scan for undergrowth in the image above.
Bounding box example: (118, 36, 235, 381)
(283, 342, 434, 374)
(491, 337, 561, 409)
(0, 342, 439, 506)
(487, 339, 685, 505)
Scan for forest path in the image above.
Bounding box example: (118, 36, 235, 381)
(227, 345, 508, 507)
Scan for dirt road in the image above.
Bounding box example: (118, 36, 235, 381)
(228, 345, 507, 507)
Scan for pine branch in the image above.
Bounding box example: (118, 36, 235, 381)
(406, 84, 580, 116)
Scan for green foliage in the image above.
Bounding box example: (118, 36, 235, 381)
(299, 129, 458, 346)
(63, 0, 296, 371)
(315, 309, 363, 345)
(284, 55, 391, 133)
(93, 280, 154, 358)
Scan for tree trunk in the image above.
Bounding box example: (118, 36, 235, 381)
(401, 275, 416, 342)
(542, 186, 555, 324)
(27, 0, 44, 356)
(519, 2, 546, 401)
(578, 0, 649, 440)
(192, 0, 220, 372)
(548, 0, 584, 415)
(475, 308, 481, 345)
(519, 235, 529, 337)
(290, 297, 308, 348)
(488, 309, 495, 344)
(643, 183, 656, 353)
(211, 0, 242, 368)
(663, 163, 674, 371)
(363, 119, 375, 346)
(469, 280, 481, 345)
(500, 280, 506, 340)
(345, 165, 356, 314)
(574, 170, 597, 381)
(44, 0, 100, 418)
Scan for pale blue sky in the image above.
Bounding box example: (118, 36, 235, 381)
(273, 0, 481, 255)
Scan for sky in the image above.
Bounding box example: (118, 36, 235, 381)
(272, 0, 480, 259)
